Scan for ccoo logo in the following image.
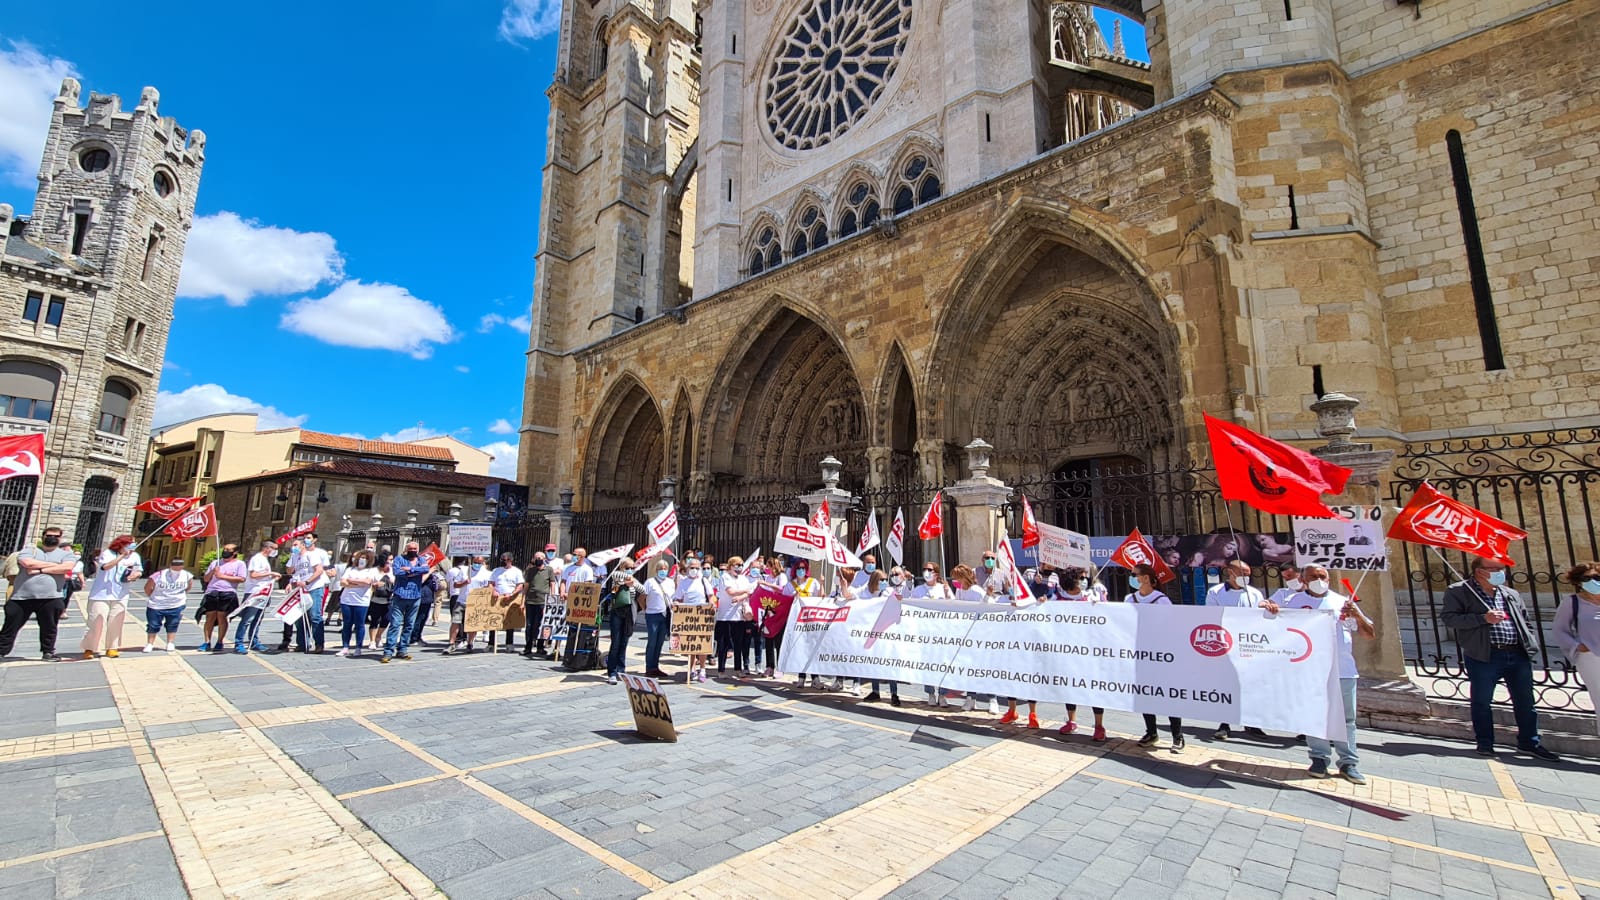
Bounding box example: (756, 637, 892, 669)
(1190, 625, 1234, 657)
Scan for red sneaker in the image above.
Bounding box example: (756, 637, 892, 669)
(998, 710, 1019, 725)
(1093, 725, 1107, 742)
(1027, 714, 1041, 729)
(1059, 721, 1078, 736)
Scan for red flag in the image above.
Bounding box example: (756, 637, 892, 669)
(810, 500, 831, 533)
(917, 491, 944, 540)
(751, 583, 793, 639)
(998, 529, 1035, 604)
(135, 496, 202, 517)
(0, 433, 45, 482)
(1388, 482, 1526, 566)
(1205, 414, 1351, 517)
(1020, 495, 1041, 548)
(1110, 528, 1177, 585)
(420, 543, 446, 568)
(276, 515, 319, 545)
(164, 504, 218, 541)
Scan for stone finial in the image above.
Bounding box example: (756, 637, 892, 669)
(370, 512, 384, 530)
(1112, 20, 1126, 57)
(58, 78, 81, 106)
(1310, 392, 1369, 453)
(659, 477, 677, 503)
(0, 204, 11, 235)
(819, 456, 842, 491)
(484, 497, 499, 522)
(138, 86, 160, 112)
(964, 439, 994, 480)
(405, 508, 418, 526)
(189, 129, 207, 153)
(448, 502, 463, 522)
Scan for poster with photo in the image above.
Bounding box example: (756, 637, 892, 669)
(1293, 506, 1388, 571)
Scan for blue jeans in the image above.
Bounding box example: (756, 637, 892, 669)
(385, 594, 420, 656)
(288, 586, 327, 650)
(1308, 677, 1359, 769)
(340, 603, 367, 649)
(644, 612, 668, 672)
(410, 597, 433, 644)
(234, 607, 266, 650)
(145, 607, 182, 634)
(1465, 649, 1542, 749)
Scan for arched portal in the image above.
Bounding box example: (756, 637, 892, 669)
(586, 378, 666, 509)
(703, 306, 867, 497)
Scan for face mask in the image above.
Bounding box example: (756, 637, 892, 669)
(924, 571, 936, 583)
(356, 560, 368, 569)
(267, 549, 278, 558)
(1231, 576, 1249, 587)
(1584, 579, 1600, 595)
(222, 551, 237, 559)
(1487, 570, 1507, 587)
(656, 571, 670, 581)
(890, 576, 903, 586)
(41, 535, 61, 548)
(1129, 576, 1143, 590)
(795, 569, 806, 579)
(1284, 578, 1303, 591)
(864, 563, 876, 574)
(1306, 579, 1329, 594)
(405, 551, 419, 560)
(983, 559, 996, 570)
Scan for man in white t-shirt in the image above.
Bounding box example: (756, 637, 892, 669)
(1282, 564, 1374, 784)
(444, 556, 473, 652)
(1208, 560, 1276, 741)
(282, 535, 331, 653)
(563, 548, 596, 593)
(142, 558, 192, 652)
(486, 553, 525, 653)
(235, 540, 279, 654)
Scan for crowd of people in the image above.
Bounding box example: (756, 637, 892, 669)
(2, 522, 1596, 775)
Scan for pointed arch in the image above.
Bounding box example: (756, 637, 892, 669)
(744, 211, 784, 277)
(834, 162, 884, 239)
(886, 136, 945, 216)
(668, 384, 696, 484)
(872, 341, 920, 484)
(582, 372, 667, 510)
(785, 189, 830, 259)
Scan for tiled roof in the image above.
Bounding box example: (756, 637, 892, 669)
(215, 459, 506, 490)
(3, 235, 99, 275)
(296, 430, 456, 461)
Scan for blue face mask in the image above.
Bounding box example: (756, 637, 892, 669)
(1129, 575, 1143, 590)
(656, 571, 670, 581)
(864, 563, 876, 574)
(1487, 570, 1507, 587)
(1583, 579, 1600, 595)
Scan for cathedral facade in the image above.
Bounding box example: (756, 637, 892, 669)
(517, 0, 1599, 511)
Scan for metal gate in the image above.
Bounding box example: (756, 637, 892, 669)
(847, 481, 958, 574)
(1392, 429, 1600, 710)
(681, 493, 807, 562)
(0, 475, 37, 554)
(73, 476, 117, 553)
(492, 513, 550, 563)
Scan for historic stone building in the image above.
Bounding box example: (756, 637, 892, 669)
(517, 0, 1599, 512)
(0, 79, 203, 553)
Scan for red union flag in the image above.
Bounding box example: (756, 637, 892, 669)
(857, 508, 880, 555)
(647, 502, 680, 548)
(1020, 494, 1041, 549)
(884, 507, 906, 566)
(774, 517, 827, 561)
(135, 495, 201, 518)
(826, 534, 864, 570)
(917, 491, 945, 540)
(0, 433, 45, 482)
(810, 500, 831, 533)
(1388, 482, 1527, 566)
(998, 528, 1036, 605)
(164, 504, 218, 541)
(1110, 528, 1177, 584)
(276, 515, 319, 545)
(420, 543, 446, 569)
(1205, 414, 1351, 518)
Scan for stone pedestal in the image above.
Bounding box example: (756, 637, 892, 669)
(948, 479, 1009, 570)
(547, 510, 576, 555)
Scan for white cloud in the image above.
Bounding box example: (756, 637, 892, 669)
(455, 365, 470, 374)
(498, 0, 562, 42)
(378, 425, 438, 443)
(488, 418, 515, 435)
(478, 440, 519, 480)
(178, 211, 344, 305)
(0, 42, 76, 188)
(479, 312, 532, 334)
(153, 383, 306, 431)
(280, 280, 456, 359)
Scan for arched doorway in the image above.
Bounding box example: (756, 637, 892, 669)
(703, 306, 867, 498)
(0, 475, 37, 553)
(586, 378, 666, 510)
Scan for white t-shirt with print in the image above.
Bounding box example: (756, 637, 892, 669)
(146, 569, 192, 610)
(89, 550, 143, 602)
(293, 547, 331, 590)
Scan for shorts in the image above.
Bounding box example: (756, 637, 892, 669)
(146, 607, 183, 634)
(451, 602, 466, 625)
(367, 603, 391, 629)
(200, 591, 239, 615)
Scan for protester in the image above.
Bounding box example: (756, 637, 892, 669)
(337, 550, 378, 657)
(1555, 562, 1600, 736)
(1281, 564, 1374, 783)
(198, 545, 246, 652)
(862, 568, 901, 706)
(1207, 560, 1275, 740)
(82, 535, 141, 659)
(454, 557, 495, 653)
(604, 559, 641, 683)
(382, 541, 430, 663)
(445, 556, 474, 654)
(1026, 567, 1057, 601)
(825, 567, 862, 693)
(907, 562, 956, 706)
(641, 558, 674, 678)
(367, 556, 394, 651)
(715, 555, 755, 677)
(785, 560, 824, 688)
(412, 564, 441, 647)
(1057, 567, 1106, 741)
(522, 552, 554, 658)
(142, 558, 192, 652)
(671, 556, 715, 683)
(1268, 564, 1304, 605)
(1126, 564, 1184, 752)
(0, 526, 77, 661)
(282, 535, 330, 654)
(1441, 557, 1559, 760)
(759, 557, 794, 679)
(950, 564, 999, 714)
(486, 551, 525, 654)
(234, 540, 277, 654)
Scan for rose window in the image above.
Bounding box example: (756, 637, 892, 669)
(762, 0, 914, 151)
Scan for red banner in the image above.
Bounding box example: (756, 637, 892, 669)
(164, 504, 218, 541)
(135, 495, 201, 517)
(810, 500, 831, 533)
(0, 433, 44, 482)
(917, 491, 945, 540)
(276, 515, 319, 546)
(421, 543, 445, 569)
(751, 583, 793, 639)
(1205, 414, 1351, 517)
(1388, 482, 1526, 566)
(1109, 528, 1177, 584)
(1020, 494, 1041, 548)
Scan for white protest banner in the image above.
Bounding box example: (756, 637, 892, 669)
(1036, 522, 1092, 570)
(271, 585, 310, 625)
(1294, 505, 1388, 571)
(588, 544, 636, 567)
(774, 516, 827, 561)
(647, 503, 680, 549)
(777, 596, 1345, 738)
(447, 523, 492, 557)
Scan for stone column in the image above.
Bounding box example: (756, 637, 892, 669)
(799, 457, 854, 589)
(1308, 393, 1431, 719)
(946, 440, 1010, 570)
(864, 446, 893, 491)
(547, 488, 576, 554)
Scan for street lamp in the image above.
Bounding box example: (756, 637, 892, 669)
(315, 480, 329, 505)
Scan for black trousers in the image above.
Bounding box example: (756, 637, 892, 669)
(0, 596, 62, 656)
(715, 620, 738, 671)
(523, 600, 546, 653)
(765, 630, 784, 669)
(1144, 714, 1182, 738)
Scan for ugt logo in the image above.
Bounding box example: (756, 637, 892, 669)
(1190, 624, 1234, 657)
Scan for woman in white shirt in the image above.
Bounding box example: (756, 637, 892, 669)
(785, 561, 823, 687)
(823, 569, 861, 693)
(1124, 564, 1184, 752)
(82, 535, 142, 659)
(671, 558, 715, 683)
(862, 568, 903, 706)
(907, 564, 957, 705)
(640, 560, 674, 677)
(715, 556, 756, 678)
(142, 558, 192, 652)
(337, 551, 379, 657)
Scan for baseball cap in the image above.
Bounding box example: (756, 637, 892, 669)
(545, 543, 557, 551)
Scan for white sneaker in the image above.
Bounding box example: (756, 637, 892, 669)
(142, 645, 156, 653)
(607, 675, 618, 685)
(165, 642, 176, 652)
(933, 694, 946, 708)
(988, 698, 1001, 715)
(963, 696, 976, 712)
(795, 676, 806, 687)
(850, 681, 862, 697)
(335, 648, 349, 657)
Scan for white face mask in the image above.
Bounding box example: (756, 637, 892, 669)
(923, 571, 936, 583)
(356, 560, 368, 569)
(1306, 578, 1330, 594)
(1284, 578, 1303, 591)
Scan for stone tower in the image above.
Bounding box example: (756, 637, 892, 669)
(0, 78, 204, 553)
(518, 0, 701, 502)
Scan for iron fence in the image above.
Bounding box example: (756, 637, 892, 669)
(680, 493, 808, 562)
(572, 506, 651, 555)
(1391, 429, 1600, 710)
(493, 513, 551, 563)
(847, 480, 959, 574)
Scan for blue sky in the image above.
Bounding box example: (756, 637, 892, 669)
(0, 2, 1145, 480)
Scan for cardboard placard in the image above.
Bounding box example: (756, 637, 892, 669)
(669, 603, 715, 655)
(621, 674, 677, 742)
(566, 582, 603, 625)
(1294, 505, 1388, 571)
(464, 585, 526, 633)
(1035, 522, 1092, 570)
(540, 596, 569, 642)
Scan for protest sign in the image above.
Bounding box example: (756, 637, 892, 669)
(464, 585, 525, 633)
(620, 674, 677, 742)
(670, 604, 715, 654)
(271, 585, 309, 625)
(566, 582, 603, 625)
(777, 595, 1345, 738)
(540, 596, 569, 642)
(447, 523, 492, 557)
(1036, 523, 1092, 570)
(750, 583, 793, 639)
(774, 516, 827, 561)
(1295, 505, 1388, 571)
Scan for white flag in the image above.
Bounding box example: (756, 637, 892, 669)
(857, 508, 880, 555)
(272, 585, 311, 625)
(646, 502, 680, 549)
(827, 534, 865, 570)
(775, 517, 827, 561)
(884, 507, 906, 566)
(997, 527, 1036, 607)
(588, 544, 635, 566)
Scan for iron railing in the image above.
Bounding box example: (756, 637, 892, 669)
(493, 513, 551, 563)
(847, 480, 959, 573)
